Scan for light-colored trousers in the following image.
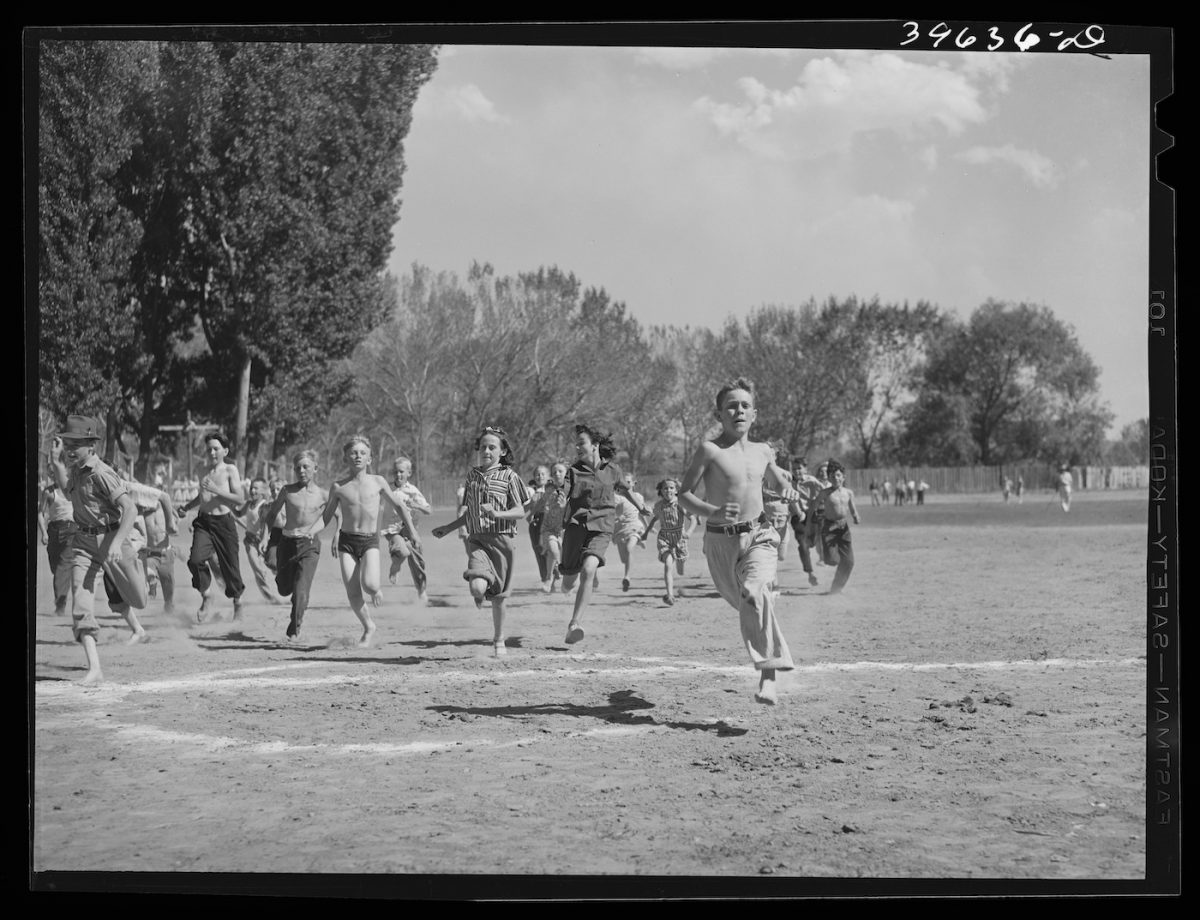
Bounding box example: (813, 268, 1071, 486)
(703, 524, 794, 671)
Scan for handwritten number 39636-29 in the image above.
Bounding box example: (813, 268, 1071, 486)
(901, 22, 1105, 52)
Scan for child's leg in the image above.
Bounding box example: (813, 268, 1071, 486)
(291, 539, 321, 637)
(386, 533, 410, 584)
(210, 516, 246, 607)
(491, 597, 507, 654)
(69, 541, 104, 683)
(565, 554, 601, 643)
(616, 538, 632, 590)
(80, 633, 103, 685)
(662, 559, 675, 604)
(103, 539, 149, 642)
(829, 532, 855, 594)
(245, 541, 281, 603)
(338, 551, 375, 646)
(187, 525, 218, 617)
(406, 540, 428, 601)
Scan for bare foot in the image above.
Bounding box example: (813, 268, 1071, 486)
(80, 669, 104, 686)
(370, 591, 384, 607)
(357, 624, 376, 648)
(565, 624, 585, 645)
(125, 629, 148, 646)
(232, 600, 244, 621)
(417, 589, 428, 605)
(493, 639, 507, 657)
(196, 595, 212, 623)
(663, 594, 674, 606)
(808, 573, 819, 587)
(755, 670, 778, 705)
(473, 595, 485, 609)
(388, 572, 399, 586)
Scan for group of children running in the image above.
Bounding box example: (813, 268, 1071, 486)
(41, 377, 863, 703)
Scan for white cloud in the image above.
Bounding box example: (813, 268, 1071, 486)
(414, 83, 511, 124)
(956, 51, 1028, 94)
(919, 145, 938, 171)
(956, 144, 1059, 188)
(693, 52, 989, 161)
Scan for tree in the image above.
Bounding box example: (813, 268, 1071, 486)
(38, 41, 153, 426)
(906, 300, 1112, 465)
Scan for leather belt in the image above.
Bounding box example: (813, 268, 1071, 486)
(705, 520, 755, 535)
(76, 521, 118, 536)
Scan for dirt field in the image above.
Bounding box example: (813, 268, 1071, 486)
(31, 490, 1149, 894)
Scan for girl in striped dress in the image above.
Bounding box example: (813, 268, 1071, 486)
(638, 478, 697, 605)
(431, 426, 531, 656)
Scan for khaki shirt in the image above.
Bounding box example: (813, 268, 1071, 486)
(65, 455, 128, 530)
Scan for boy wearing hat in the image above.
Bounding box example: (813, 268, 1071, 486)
(47, 415, 150, 684)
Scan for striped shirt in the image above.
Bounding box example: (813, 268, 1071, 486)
(461, 465, 530, 537)
(652, 499, 689, 536)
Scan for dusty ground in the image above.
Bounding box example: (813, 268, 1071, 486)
(31, 491, 1148, 895)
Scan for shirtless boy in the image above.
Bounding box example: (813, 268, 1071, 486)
(47, 415, 150, 684)
(678, 378, 800, 704)
(323, 436, 417, 647)
(382, 456, 430, 603)
(259, 450, 329, 641)
(817, 459, 862, 595)
(176, 433, 246, 622)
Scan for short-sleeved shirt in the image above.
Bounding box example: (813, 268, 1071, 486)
(383, 482, 431, 535)
(65, 455, 129, 530)
(124, 480, 168, 514)
(565, 460, 625, 533)
(461, 465, 530, 537)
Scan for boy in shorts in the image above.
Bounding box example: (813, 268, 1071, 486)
(678, 378, 800, 704)
(382, 456, 430, 603)
(323, 436, 417, 647)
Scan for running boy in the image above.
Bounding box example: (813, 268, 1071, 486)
(259, 450, 329, 641)
(124, 475, 179, 613)
(176, 433, 246, 622)
(382, 455, 430, 603)
(37, 480, 75, 615)
(817, 459, 862, 595)
(323, 436, 417, 648)
(786, 457, 822, 587)
(234, 477, 285, 604)
(557, 425, 649, 646)
(525, 465, 552, 587)
(430, 427, 531, 657)
(638, 477, 697, 605)
(613, 472, 648, 593)
(677, 378, 800, 705)
(47, 415, 151, 683)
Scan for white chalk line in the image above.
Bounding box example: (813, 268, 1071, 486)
(34, 655, 1142, 759)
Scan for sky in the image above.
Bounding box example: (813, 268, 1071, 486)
(388, 40, 1153, 436)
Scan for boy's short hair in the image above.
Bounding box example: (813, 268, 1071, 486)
(293, 449, 318, 465)
(393, 455, 413, 469)
(251, 476, 266, 487)
(343, 435, 371, 455)
(714, 377, 756, 409)
(826, 459, 845, 477)
(205, 432, 232, 450)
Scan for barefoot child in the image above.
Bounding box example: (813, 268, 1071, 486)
(533, 461, 569, 593)
(322, 436, 417, 648)
(613, 472, 648, 593)
(638, 478, 697, 605)
(430, 427, 531, 657)
(786, 457, 822, 588)
(259, 450, 329, 641)
(816, 459, 862, 595)
(234, 477, 285, 604)
(47, 415, 151, 683)
(525, 465, 552, 587)
(558, 425, 649, 645)
(383, 455, 431, 601)
(124, 475, 179, 613)
(677, 378, 800, 705)
(37, 481, 75, 615)
(176, 433, 246, 622)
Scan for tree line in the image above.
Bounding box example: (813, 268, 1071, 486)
(36, 39, 1131, 482)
